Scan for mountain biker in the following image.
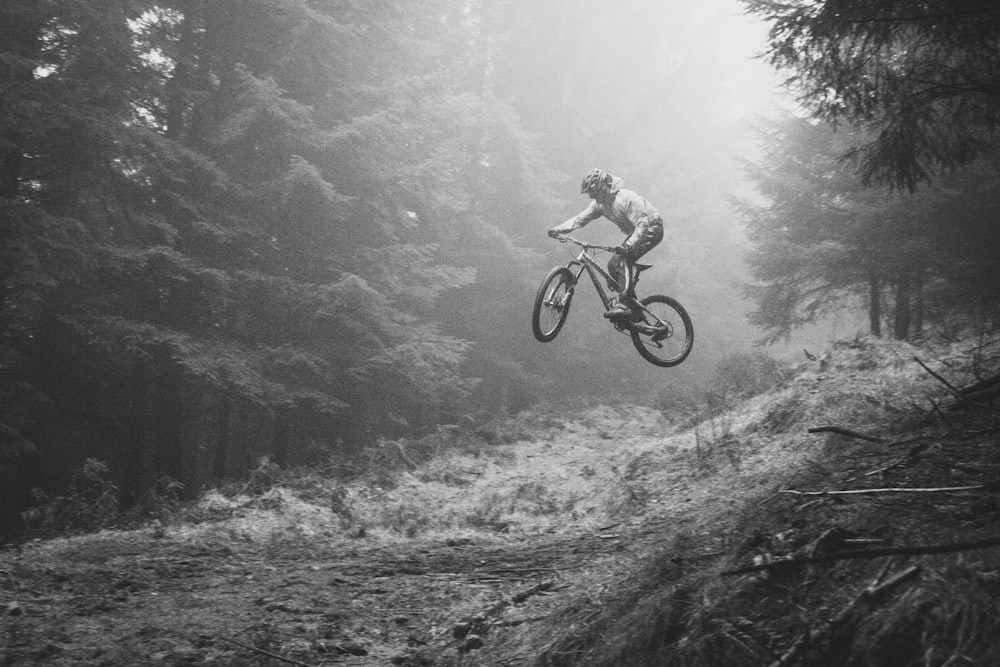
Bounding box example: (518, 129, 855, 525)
(547, 169, 664, 318)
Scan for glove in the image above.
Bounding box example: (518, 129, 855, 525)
(613, 244, 629, 256)
(547, 229, 561, 238)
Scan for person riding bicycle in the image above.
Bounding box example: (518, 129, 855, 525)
(548, 169, 664, 318)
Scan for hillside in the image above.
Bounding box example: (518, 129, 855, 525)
(2, 336, 1000, 666)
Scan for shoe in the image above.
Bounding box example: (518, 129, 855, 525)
(603, 299, 631, 319)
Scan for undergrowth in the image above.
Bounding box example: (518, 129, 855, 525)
(12, 334, 1000, 667)
(525, 335, 1000, 667)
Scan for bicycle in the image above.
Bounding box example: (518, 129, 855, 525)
(531, 234, 693, 367)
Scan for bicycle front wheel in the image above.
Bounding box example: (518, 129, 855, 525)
(630, 295, 693, 367)
(532, 267, 574, 342)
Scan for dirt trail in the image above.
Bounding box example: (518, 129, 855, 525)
(0, 404, 788, 665)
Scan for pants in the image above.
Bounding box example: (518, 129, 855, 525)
(608, 221, 663, 295)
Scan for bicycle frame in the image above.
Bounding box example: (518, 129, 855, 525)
(557, 235, 636, 311)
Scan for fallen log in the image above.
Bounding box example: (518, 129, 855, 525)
(721, 535, 1000, 576)
(807, 426, 886, 443)
(913, 356, 961, 395)
(958, 372, 1000, 396)
(780, 483, 998, 497)
(953, 382, 1000, 407)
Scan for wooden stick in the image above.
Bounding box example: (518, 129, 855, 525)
(781, 483, 995, 497)
(884, 435, 933, 448)
(965, 338, 1000, 353)
(841, 454, 911, 483)
(767, 565, 921, 667)
(721, 536, 1000, 576)
(958, 372, 1000, 395)
(807, 426, 886, 443)
(955, 382, 1000, 406)
(913, 356, 961, 395)
(218, 636, 324, 667)
(926, 394, 958, 431)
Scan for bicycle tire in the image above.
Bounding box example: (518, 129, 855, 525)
(629, 295, 693, 367)
(532, 267, 574, 342)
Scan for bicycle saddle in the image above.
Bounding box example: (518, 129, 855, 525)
(635, 263, 652, 273)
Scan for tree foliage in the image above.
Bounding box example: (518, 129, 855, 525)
(744, 0, 1000, 190)
(0, 0, 563, 522)
(738, 114, 1000, 343)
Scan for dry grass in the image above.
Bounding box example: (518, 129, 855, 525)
(510, 335, 1000, 667)
(8, 335, 1000, 666)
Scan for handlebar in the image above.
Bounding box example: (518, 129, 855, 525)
(552, 233, 618, 253)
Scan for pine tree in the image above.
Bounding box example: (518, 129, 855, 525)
(744, 0, 1000, 190)
(738, 115, 940, 341)
(738, 114, 1000, 342)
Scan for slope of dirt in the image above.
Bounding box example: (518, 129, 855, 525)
(2, 337, 998, 666)
(2, 406, 698, 666)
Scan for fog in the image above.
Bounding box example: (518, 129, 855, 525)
(467, 0, 812, 400)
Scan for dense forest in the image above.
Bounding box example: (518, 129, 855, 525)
(2, 0, 999, 531)
(739, 0, 1000, 344)
(0, 0, 764, 526)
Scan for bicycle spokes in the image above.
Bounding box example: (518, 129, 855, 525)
(628, 295, 693, 367)
(546, 290, 569, 310)
(532, 267, 575, 343)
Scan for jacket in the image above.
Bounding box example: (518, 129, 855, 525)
(549, 176, 662, 247)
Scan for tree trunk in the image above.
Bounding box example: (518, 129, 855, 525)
(213, 389, 231, 480)
(869, 274, 882, 337)
(893, 270, 911, 340)
(0, 151, 21, 199)
(154, 346, 184, 485)
(164, 1, 197, 140)
(0, 15, 41, 200)
(124, 360, 156, 505)
(272, 409, 290, 467)
(912, 265, 925, 340)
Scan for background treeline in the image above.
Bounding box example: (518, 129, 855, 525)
(0, 0, 761, 527)
(738, 0, 1000, 344)
(737, 118, 1000, 343)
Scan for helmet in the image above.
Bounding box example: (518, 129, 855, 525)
(580, 168, 612, 195)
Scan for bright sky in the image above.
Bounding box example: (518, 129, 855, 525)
(714, 0, 786, 119)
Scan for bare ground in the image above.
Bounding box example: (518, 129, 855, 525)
(3, 406, 715, 666)
(3, 337, 1000, 666)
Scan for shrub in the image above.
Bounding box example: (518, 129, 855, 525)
(712, 351, 789, 400)
(34, 458, 121, 533)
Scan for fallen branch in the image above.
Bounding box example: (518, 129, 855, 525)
(885, 435, 934, 448)
(843, 453, 913, 483)
(925, 396, 959, 434)
(721, 535, 1000, 576)
(780, 483, 997, 497)
(914, 356, 961, 395)
(953, 382, 1000, 407)
(767, 565, 921, 667)
(958, 372, 1000, 396)
(218, 636, 323, 667)
(966, 337, 1000, 354)
(927, 459, 996, 476)
(807, 426, 886, 443)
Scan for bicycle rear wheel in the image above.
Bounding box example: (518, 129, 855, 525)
(532, 267, 574, 342)
(629, 295, 693, 367)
